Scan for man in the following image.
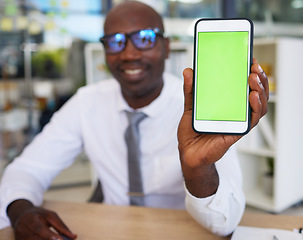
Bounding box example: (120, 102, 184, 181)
(0, 1, 268, 239)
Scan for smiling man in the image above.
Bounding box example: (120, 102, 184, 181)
(102, 4, 168, 109)
(0, 1, 269, 240)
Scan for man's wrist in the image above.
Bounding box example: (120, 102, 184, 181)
(183, 163, 219, 198)
(7, 199, 34, 228)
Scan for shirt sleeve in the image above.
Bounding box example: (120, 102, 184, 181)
(0, 92, 84, 229)
(184, 146, 245, 236)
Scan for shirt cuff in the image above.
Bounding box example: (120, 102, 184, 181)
(184, 173, 245, 236)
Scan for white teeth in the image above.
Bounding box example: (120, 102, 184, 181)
(124, 69, 142, 75)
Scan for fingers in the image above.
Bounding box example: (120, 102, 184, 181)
(15, 218, 54, 240)
(14, 208, 77, 240)
(47, 211, 77, 239)
(249, 91, 262, 128)
(251, 58, 269, 100)
(182, 68, 194, 112)
(249, 58, 269, 128)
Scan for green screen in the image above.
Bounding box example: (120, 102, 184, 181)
(196, 31, 249, 121)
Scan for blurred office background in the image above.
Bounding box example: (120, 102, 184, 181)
(1, 0, 303, 212)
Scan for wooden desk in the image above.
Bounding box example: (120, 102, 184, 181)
(1, 201, 303, 240)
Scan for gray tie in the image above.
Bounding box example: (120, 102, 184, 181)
(125, 111, 147, 206)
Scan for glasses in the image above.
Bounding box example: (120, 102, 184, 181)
(100, 28, 164, 54)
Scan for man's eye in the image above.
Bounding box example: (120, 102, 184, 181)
(141, 37, 147, 43)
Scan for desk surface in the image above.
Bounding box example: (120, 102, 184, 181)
(1, 201, 303, 240)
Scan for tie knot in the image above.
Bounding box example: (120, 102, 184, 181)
(125, 111, 147, 127)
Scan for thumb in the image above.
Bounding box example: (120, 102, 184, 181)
(182, 68, 194, 112)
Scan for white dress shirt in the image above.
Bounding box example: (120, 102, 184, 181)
(0, 72, 245, 236)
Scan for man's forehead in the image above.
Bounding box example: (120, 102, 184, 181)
(104, 3, 163, 34)
(104, 16, 161, 35)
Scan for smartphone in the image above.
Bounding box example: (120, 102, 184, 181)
(193, 18, 253, 135)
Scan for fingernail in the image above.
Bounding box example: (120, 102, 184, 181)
(256, 75, 263, 86)
(258, 93, 261, 103)
(51, 236, 60, 240)
(258, 64, 263, 73)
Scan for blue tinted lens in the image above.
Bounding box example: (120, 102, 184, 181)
(131, 29, 156, 49)
(106, 33, 126, 53)
(101, 29, 161, 54)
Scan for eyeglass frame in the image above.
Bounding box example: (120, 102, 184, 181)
(99, 28, 165, 54)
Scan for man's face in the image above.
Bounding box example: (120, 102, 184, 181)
(103, 11, 169, 103)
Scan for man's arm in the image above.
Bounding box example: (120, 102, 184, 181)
(0, 92, 84, 239)
(177, 58, 268, 234)
(178, 58, 268, 198)
(7, 199, 77, 240)
(183, 147, 245, 236)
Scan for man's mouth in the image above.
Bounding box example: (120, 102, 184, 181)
(124, 69, 143, 75)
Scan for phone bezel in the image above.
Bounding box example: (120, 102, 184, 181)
(192, 18, 254, 135)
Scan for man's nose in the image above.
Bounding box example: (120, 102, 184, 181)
(120, 39, 142, 60)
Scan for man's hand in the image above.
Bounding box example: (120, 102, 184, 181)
(7, 199, 77, 240)
(177, 58, 269, 198)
